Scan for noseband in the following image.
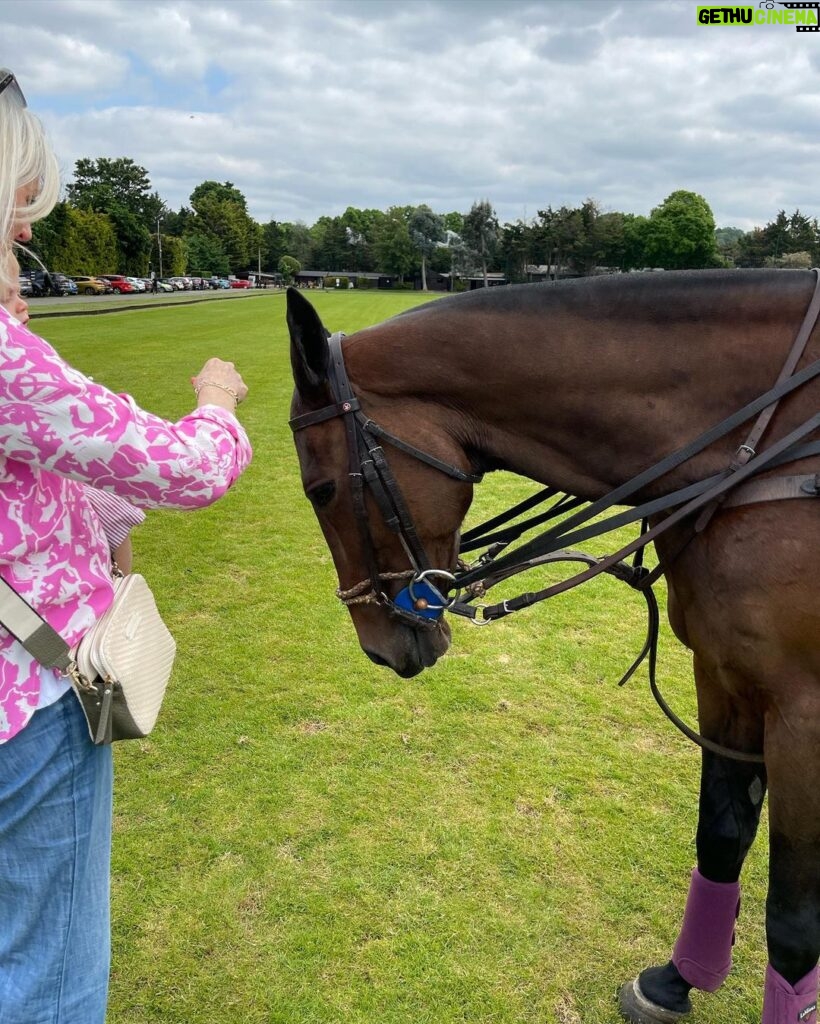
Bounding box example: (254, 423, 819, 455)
(289, 332, 482, 628)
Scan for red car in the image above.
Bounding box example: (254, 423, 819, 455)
(99, 275, 134, 294)
(229, 278, 252, 289)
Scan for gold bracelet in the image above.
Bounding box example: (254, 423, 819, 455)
(194, 380, 240, 405)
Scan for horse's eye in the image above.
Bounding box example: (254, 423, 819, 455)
(307, 481, 336, 509)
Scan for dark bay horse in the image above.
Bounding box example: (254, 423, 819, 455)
(287, 270, 820, 1024)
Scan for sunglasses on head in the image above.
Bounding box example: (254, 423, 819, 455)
(0, 69, 27, 108)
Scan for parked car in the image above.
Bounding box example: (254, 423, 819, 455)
(17, 275, 33, 297)
(24, 269, 68, 297)
(167, 277, 187, 290)
(126, 277, 146, 293)
(141, 278, 174, 293)
(99, 275, 134, 294)
(72, 275, 111, 295)
(54, 274, 78, 295)
(229, 278, 251, 289)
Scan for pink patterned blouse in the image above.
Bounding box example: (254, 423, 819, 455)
(0, 306, 252, 742)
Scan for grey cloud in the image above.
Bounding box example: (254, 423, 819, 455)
(6, 0, 820, 230)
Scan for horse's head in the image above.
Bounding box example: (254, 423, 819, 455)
(287, 288, 479, 677)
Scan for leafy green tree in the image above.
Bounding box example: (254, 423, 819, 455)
(162, 207, 195, 238)
(28, 202, 71, 269)
(760, 209, 819, 263)
(185, 232, 228, 276)
(643, 190, 719, 269)
(311, 216, 349, 270)
(736, 210, 820, 267)
(462, 200, 499, 286)
(283, 222, 314, 268)
(29, 203, 118, 274)
(735, 227, 769, 268)
(67, 208, 119, 273)
(190, 181, 248, 211)
(621, 214, 650, 271)
(429, 241, 454, 276)
(374, 208, 416, 282)
(408, 204, 445, 290)
(449, 234, 478, 280)
(67, 157, 162, 223)
(160, 234, 188, 277)
(715, 226, 744, 249)
(762, 210, 791, 260)
(261, 220, 289, 271)
(535, 205, 583, 279)
(767, 250, 812, 269)
(64, 157, 160, 272)
(498, 220, 532, 282)
(715, 226, 745, 267)
(106, 207, 152, 274)
(278, 255, 301, 282)
(593, 211, 627, 270)
(443, 212, 464, 234)
(188, 181, 256, 273)
(340, 207, 384, 272)
(785, 210, 818, 257)
(567, 199, 609, 275)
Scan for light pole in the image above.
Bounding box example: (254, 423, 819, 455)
(156, 217, 163, 279)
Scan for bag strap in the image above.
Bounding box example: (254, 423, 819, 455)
(0, 575, 73, 673)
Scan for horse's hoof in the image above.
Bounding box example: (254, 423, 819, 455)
(618, 978, 691, 1023)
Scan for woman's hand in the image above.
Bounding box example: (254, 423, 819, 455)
(191, 359, 248, 412)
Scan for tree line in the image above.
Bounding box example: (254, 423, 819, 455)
(25, 156, 820, 288)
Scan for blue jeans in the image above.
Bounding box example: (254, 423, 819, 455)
(0, 690, 113, 1024)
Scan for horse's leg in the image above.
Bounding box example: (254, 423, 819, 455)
(619, 658, 767, 1023)
(761, 702, 820, 1024)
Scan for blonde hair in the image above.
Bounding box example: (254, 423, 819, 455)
(0, 249, 29, 324)
(0, 83, 60, 297)
(0, 248, 18, 307)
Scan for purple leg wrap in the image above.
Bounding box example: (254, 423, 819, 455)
(671, 867, 740, 991)
(762, 964, 818, 1024)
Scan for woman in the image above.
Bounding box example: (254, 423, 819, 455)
(1, 249, 145, 574)
(0, 69, 252, 1023)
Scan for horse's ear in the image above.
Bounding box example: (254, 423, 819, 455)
(287, 287, 330, 397)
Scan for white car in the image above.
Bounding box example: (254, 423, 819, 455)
(126, 277, 146, 292)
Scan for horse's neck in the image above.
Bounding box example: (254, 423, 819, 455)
(354, 278, 814, 501)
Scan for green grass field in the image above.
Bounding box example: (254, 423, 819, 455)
(37, 290, 770, 1024)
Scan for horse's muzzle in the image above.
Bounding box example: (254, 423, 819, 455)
(364, 618, 450, 677)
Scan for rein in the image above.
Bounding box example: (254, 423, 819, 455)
(291, 273, 820, 764)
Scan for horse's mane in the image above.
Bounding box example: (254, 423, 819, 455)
(395, 269, 812, 327)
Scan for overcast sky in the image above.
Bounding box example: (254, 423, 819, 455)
(4, 0, 820, 230)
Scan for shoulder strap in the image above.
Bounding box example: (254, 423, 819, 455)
(0, 576, 73, 672)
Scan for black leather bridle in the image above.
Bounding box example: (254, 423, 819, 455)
(290, 332, 482, 629)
